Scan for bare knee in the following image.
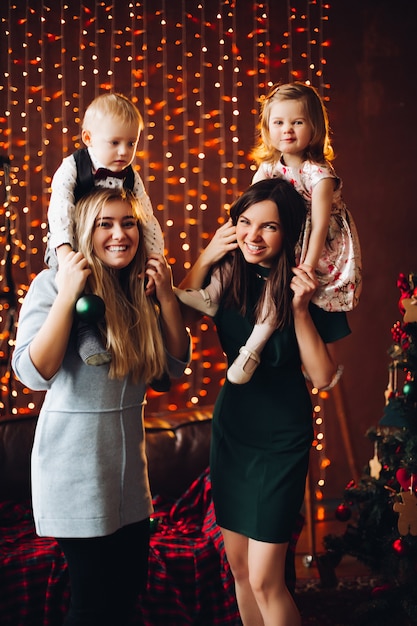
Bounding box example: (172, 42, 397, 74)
(249, 570, 286, 604)
(249, 571, 268, 598)
(228, 553, 250, 585)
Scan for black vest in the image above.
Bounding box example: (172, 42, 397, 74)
(73, 148, 135, 203)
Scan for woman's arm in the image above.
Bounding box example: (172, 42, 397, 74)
(303, 177, 334, 270)
(178, 219, 237, 290)
(291, 265, 337, 390)
(29, 251, 91, 380)
(146, 254, 190, 361)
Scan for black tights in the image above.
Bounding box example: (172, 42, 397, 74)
(57, 519, 150, 626)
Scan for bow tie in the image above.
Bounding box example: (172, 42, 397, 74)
(94, 167, 127, 180)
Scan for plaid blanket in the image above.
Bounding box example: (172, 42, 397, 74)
(0, 470, 303, 626)
(0, 501, 69, 626)
(139, 468, 241, 625)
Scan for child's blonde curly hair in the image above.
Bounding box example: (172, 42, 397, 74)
(251, 82, 334, 166)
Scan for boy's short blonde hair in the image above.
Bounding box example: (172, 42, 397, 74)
(82, 93, 144, 132)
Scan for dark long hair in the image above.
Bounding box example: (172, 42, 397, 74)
(220, 178, 307, 330)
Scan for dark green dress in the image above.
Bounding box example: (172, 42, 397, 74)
(210, 264, 350, 543)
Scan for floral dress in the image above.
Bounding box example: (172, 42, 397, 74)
(254, 159, 362, 312)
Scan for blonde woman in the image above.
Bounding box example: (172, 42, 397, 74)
(12, 188, 190, 626)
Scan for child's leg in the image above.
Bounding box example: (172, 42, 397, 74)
(174, 266, 225, 317)
(227, 321, 275, 385)
(245, 321, 275, 354)
(227, 298, 275, 385)
(75, 294, 111, 366)
(77, 321, 111, 366)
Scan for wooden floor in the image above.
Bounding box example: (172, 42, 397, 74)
(295, 512, 370, 581)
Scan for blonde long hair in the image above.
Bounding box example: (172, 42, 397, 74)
(74, 188, 166, 384)
(251, 82, 334, 167)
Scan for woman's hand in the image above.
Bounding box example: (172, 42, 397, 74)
(178, 219, 237, 292)
(200, 219, 238, 266)
(145, 254, 174, 302)
(55, 250, 91, 305)
(290, 263, 318, 312)
(29, 252, 91, 380)
(291, 263, 336, 390)
(146, 254, 190, 361)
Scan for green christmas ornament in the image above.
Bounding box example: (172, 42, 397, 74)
(403, 380, 417, 401)
(75, 294, 106, 323)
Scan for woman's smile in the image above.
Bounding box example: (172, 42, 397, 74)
(106, 245, 128, 252)
(92, 198, 140, 269)
(236, 199, 283, 268)
(245, 243, 266, 253)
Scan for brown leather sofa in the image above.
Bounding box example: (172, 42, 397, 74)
(0, 405, 214, 503)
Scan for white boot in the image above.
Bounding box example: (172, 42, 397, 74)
(174, 287, 219, 317)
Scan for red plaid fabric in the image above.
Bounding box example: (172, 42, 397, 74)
(0, 501, 70, 626)
(138, 468, 241, 625)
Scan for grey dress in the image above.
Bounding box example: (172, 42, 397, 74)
(12, 269, 190, 539)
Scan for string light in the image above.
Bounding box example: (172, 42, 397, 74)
(217, 5, 227, 213)
(310, 386, 332, 519)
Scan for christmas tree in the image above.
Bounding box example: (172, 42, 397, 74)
(323, 272, 417, 626)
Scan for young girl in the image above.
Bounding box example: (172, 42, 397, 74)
(175, 82, 361, 385)
(180, 178, 350, 626)
(12, 188, 190, 626)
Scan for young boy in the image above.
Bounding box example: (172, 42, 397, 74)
(46, 93, 164, 367)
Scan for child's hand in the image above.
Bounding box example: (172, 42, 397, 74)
(56, 250, 91, 304)
(201, 219, 237, 265)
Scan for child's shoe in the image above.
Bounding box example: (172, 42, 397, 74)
(77, 321, 112, 366)
(227, 347, 260, 385)
(174, 287, 218, 317)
